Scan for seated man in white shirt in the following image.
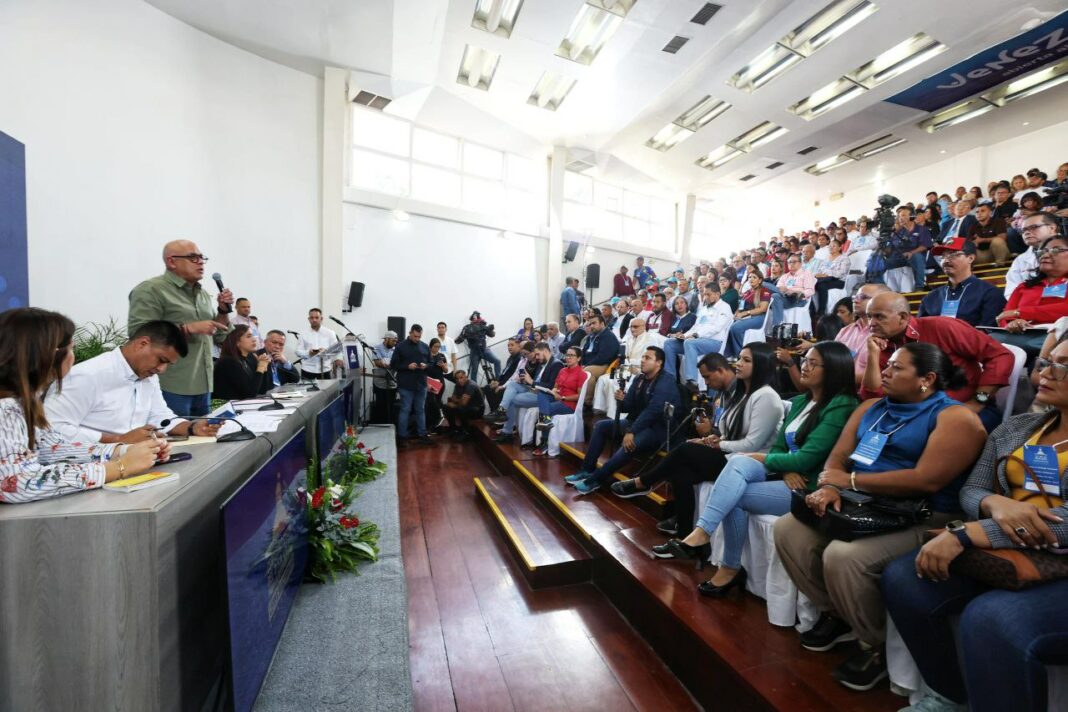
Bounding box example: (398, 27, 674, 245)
(593, 318, 651, 417)
(1004, 212, 1060, 298)
(663, 282, 733, 391)
(45, 321, 221, 443)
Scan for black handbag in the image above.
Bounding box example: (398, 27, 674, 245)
(790, 488, 931, 542)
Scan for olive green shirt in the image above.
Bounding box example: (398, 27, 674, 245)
(128, 271, 231, 396)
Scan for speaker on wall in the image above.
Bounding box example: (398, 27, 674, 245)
(563, 241, 579, 262)
(585, 263, 600, 289)
(347, 281, 365, 308)
(387, 316, 406, 336)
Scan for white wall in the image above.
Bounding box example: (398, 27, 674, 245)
(0, 0, 321, 339)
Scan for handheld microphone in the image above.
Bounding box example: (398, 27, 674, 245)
(329, 315, 356, 337)
(160, 416, 255, 443)
(211, 272, 233, 313)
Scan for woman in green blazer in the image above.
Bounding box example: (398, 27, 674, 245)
(656, 340, 858, 597)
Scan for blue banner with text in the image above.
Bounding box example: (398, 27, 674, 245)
(0, 130, 28, 311)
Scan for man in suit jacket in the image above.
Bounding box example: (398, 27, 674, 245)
(580, 313, 621, 405)
(560, 313, 586, 352)
(938, 200, 978, 243)
(258, 330, 300, 388)
(495, 342, 562, 444)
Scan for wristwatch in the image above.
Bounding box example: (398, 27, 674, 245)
(974, 391, 992, 405)
(946, 520, 972, 548)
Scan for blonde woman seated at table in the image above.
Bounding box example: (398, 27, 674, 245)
(0, 308, 165, 504)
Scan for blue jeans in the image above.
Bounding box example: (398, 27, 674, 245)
(727, 316, 764, 357)
(910, 251, 928, 289)
(662, 338, 685, 377)
(502, 390, 538, 434)
(397, 383, 427, 438)
(766, 293, 808, 334)
(468, 347, 501, 385)
(537, 391, 573, 417)
(581, 418, 661, 485)
(693, 455, 794, 569)
(499, 380, 525, 412)
(883, 552, 1068, 711)
(162, 391, 210, 417)
(682, 338, 722, 384)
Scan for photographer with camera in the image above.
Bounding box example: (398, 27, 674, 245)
(455, 311, 500, 386)
(893, 205, 934, 291)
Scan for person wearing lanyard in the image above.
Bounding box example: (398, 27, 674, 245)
(993, 235, 1068, 358)
(774, 342, 986, 693)
(919, 239, 1005, 327)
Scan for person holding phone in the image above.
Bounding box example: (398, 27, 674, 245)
(390, 324, 432, 447)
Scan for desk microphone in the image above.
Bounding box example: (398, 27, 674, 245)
(287, 330, 300, 338)
(160, 416, 256, 442)
(211, 272, 233, 313)
(329, 315, 357, 337)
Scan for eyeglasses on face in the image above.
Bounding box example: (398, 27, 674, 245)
(1034, 247, 1068, 259)
(799, 357, 823, 370)
(1036, 358, 1068, 382)
(171, 253, 209, 263)
(1022, 224, 1053, 233)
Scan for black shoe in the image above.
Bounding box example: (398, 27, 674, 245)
(519, 440, 535, 449)
(800, 613, 856, 652)
(417, 435, 434, 444)
(651, 538, 701, 560)
(486, 409, 507, 422)
(534, 416, 554, 432)
(832, 645, 887, 692)
(494, 432, 514, 444)
(610, 478, 649, 499)
(656, 516, 678, 536)
(697, 567, 748, 598)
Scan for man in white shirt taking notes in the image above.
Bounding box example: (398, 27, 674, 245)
(295, 307, 343, 380)
(45, 321, 222, 443)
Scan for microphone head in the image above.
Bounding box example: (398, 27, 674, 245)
(211, 272, 223, 282)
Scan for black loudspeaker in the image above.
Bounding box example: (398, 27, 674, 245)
(586, 263, 600, 289)
(563, 241, 579, 262)
(387, 316, 406, 336)
(348, 281, 365, 308)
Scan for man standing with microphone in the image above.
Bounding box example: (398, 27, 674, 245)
(390, 325, 432, 447)
(128, 240, 233, 416)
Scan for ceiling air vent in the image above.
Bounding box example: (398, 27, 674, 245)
(690, 3, 722, 25)
(663, 35, 691, 54)
(766, 161, 784, 169)
(740, 174, 757, 182)
(797, 145, 819, 155)
(352, 90, 392, 111)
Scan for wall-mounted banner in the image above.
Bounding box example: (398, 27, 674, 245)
(887, 10, 1068, 112)
(0, 130, 28, 312)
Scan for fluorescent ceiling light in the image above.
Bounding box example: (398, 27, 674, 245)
(456, 45, 500, 91)
(472, 0, 525, 38)
(789, 77, 866, 119)
(919, 99, 996, 133)
(848, 134, 907, 159)
(983, 58, 1068, 106)
(585, 0, 637, 17)
(731, 121, 788, 152)
(805, 154, 857, 176)
(392, 209, 410, 222)
(646, 123, 694, 152)
(783, 0, 878, 55)
(695, 145, 743, 170)
(675, 95, 732, 131)
(556, 4, 624, 65)
(528, 71, 577, 111)
(849, 33, 945, 88)
(728, 44, 802, 92)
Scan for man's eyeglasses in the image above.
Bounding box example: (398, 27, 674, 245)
(1022, 224, 1052, 233)
(171, 253, 209, 263)
(1034, 247, 1068, 259)
(1035, 357, 1068, 382)
(942, 251, 969, 261)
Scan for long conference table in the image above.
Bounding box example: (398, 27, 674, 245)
(0, 380, 354, 711)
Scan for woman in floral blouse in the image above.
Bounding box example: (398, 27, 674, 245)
(0, 308, 163, 503)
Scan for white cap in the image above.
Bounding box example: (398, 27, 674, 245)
(384, 330, 398, 339)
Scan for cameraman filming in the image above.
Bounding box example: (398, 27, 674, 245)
(456, 311, 500, 386)
(893, 205, 934, 290)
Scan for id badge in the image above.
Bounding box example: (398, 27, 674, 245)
(1042, 282, 1067, 299)
(785, 430, 800, 453)
(1022, 445, 1062, 494)
(940, 299, 960, 318)
(850, 431, 887, 467)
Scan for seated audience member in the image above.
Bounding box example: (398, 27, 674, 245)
(726, 271, 773, 357)
(532, 347, 586, 455)
(488, 341, 535, 421)
(938, 200, 977, 242)
(769, 254, 816, 329)
(800, 242, 827, 276)
(516, 317, 536, 342)
(668, 295, 696, 337)
(967, 200, 1010, 265)
(425, 338, 449, 431)
(442, 370, 484, 441)
(613, 346, 783, 537)
(994, 235, 1068, 357)
(579, 313, 620, 405)
(46, 321, 222, 443)
(259, 330, 300, 388)
(645, 293, 672, 337)
(560, 313, 586, 352)
(847, 220, 877, 254)
(719, 275, 740, 313)
(652, 343, 857, 596)
(812, 239, 850, 314)
(612, 299, 632, 338)
(212, 325, 272, 401)
(919, 240, 1005, 327)
(893, 205, 935, 291)
(614, 265, 637, 298)
(677, 278, 697, 311)
(566, 346, 681, 494)
(632, 295, 652, 322)
(495, 343, 561, 445)
(600, 303, 616, 331)
(664, 282, 733, 387)
(862, 292, 1013, 432)
(882, 334, 1068, 712)
(0, 308, 164, 504)
(1004, 212, 1059, 298)
(593, 319, 652, 417)
(812, 313, 845, 342)
(483, 338, 523, 417)
(774, 343, 986, 692)
(544, 321, 564, 358)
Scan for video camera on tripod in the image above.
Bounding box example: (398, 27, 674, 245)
(458, 311, 495, 346)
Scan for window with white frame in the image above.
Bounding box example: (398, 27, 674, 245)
(562, 170, 675, 250)
(349, 106, 545, 225)
(690, 207, 731, 261)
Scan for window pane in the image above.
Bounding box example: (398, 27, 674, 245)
(623, 216, 649, 245)
(564, 200, 595, 233)
(412, 127, 459, 169)
(563, 171, 592, 203)
(651, 198, 675, 226)
(596, 208, 622, 242)
(463, 142, 503, 179)
(462, 176, 506, 214)
(351, 149, 410, 195)
(649, 225, 674, 251)
(411, 164, 461, 205)
(507, 188, 544, 225)
(595, 182, 623, 214)
(507, 154, 543, 193)
(622, 190, 649, 220)
(352, 108, 410, 157)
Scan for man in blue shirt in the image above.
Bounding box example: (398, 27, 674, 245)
(580, 313, 620, 406)
(560, 277, 581, 320)
(919, 239, 1005, 327)
(633, 256, 657, 289)
(893, 206, 934, 290)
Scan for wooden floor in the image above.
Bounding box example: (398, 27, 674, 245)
(399, 439, 699, 712)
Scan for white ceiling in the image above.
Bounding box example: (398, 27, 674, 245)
(145, 0, 1068, 199)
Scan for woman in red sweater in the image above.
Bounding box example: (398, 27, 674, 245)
(995, 235, 1068, 357)
(533, 347, 587, 456)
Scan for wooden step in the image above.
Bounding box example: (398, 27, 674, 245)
(557, 441, 672, 520)
(473, 475, 593, 589)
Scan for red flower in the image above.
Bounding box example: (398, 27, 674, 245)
(331, 499, 343, 512)
(367, 455, 375, 465)
(340, 515, 359, 529)
(356, 442, 365, 450)
(346, 426, 355, 437)
(310, 486, 325, 509)
(1, 476, 17, 493)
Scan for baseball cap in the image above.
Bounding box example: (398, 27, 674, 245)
(931, 237, 977, 256)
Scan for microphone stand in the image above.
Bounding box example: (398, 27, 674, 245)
(287, 331, 320, 391)
(626, 405, 697, 495)
(160, 416, 256, 443)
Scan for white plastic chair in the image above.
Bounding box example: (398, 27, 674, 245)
(824, 287, 847, 314)
(743, 308, 772, 346)
(517, 371, 591, 456)
(995, 343, 1027, 424)
(783, 303, 813, 335)
(885, 266, 915, 293)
